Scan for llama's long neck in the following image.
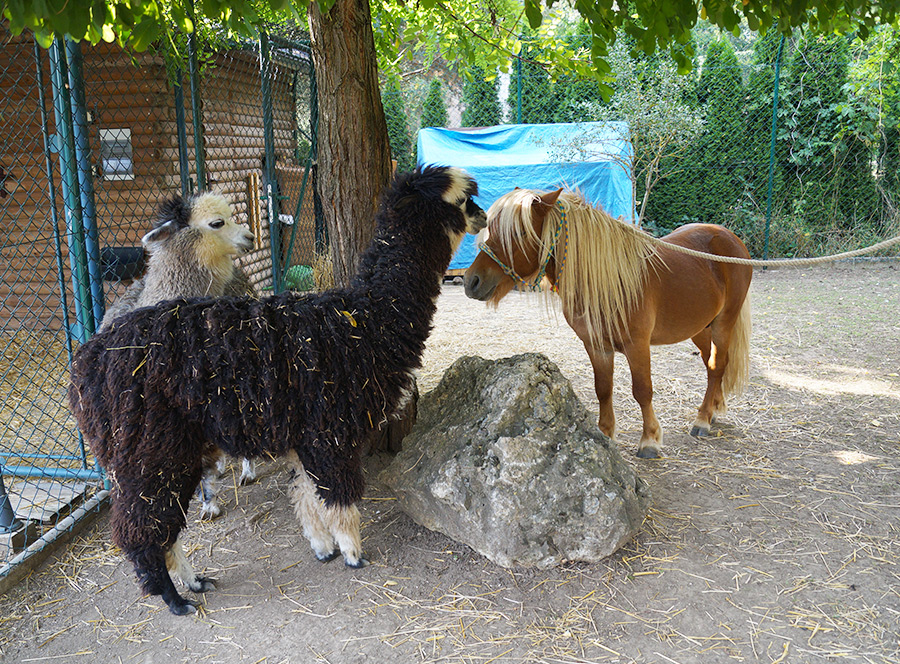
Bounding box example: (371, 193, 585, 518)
(350, 224, 448, 363)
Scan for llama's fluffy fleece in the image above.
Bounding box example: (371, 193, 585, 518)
(68, 165, 484, 614)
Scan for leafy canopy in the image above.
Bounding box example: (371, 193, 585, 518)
(6, 0, 900, 81)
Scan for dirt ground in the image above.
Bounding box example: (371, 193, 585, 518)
(1, 262, 898, 664)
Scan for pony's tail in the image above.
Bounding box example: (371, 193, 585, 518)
(723, 295, 751, 396)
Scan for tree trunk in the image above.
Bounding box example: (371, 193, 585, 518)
(308, 0, 392, 287)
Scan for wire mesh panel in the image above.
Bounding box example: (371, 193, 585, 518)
(0, 23, 318, 584)
(199, 29, 319, 294)
(0, 27, 105, 579)
(393, 28, 900, 259)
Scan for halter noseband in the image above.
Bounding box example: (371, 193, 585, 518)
(477, 202, 569, 293)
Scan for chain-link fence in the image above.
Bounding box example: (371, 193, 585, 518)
(387, 28, 900, 259)
(0, 22, 318, 587)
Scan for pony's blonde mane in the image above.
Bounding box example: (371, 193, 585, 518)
(487, 188, 661, 345)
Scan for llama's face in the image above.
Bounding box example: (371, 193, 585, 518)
(190, 193, 256, 258)
(442, 168, 487, 254)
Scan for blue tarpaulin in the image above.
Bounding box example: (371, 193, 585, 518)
(417, 122, 634, 270)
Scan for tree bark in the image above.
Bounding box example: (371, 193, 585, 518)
(308, 0, 392, 287)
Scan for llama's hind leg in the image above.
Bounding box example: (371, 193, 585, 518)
(128, 541, 199, 615)
(239, 457, 257, 485)
(198, 449, 224, 520)
(166, 535, 216, 593)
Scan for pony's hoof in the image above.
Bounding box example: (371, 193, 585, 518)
(636, 446, 660, 459)
(316, 550, 341, 563)
(345, 555, 370, 569)
(167, 597, 199, 616)
(189, 576, 217, 593)
(690, 425, 709, 438)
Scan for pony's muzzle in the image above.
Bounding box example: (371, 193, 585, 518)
(463, 271, 495, 301)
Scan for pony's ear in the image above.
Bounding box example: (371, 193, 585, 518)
(538, 188, 562, 207)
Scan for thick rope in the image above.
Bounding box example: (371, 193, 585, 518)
(635, 227, 900, 268)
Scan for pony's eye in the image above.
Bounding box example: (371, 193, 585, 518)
(209, 219, 225, 229)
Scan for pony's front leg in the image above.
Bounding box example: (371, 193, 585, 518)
(623, 344, 662, 458)
(584, 343, 617, 440)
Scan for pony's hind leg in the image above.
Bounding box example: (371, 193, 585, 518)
(690, 328, 728, 437)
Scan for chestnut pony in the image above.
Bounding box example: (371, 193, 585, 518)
(464, 188, 752, 458)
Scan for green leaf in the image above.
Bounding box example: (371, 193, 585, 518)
(524, 0, 543, 29)
(34, 28, 55, 48)
(130, 17, 159, 51)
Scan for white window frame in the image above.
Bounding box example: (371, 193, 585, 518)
(99, 128, 134, 181)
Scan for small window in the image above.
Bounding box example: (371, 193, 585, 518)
(99, 128, 134, 180)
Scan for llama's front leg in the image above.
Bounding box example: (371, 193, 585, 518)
(322, 502, 368, 568)
(197, 468, 222, 520)
(197, 448, 224, 519)
(286, 451, 369, 567)
(287, 454, 339, 562)
(623, 344, 663, 458)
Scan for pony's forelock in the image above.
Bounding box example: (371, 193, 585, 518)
(488, 188, 661, 346)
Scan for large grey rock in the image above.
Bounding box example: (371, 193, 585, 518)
(381, 353, 650, 568)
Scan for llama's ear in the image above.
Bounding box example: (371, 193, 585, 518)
(142, 220, 178, 248)
(157, 195, 190, 229)
(538, 188, 562, 207)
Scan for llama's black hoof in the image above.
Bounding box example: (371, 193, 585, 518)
(167, 597, 200, 616)
(345, 556, 370, 569)
(690, 425, 709, 438)
(316, 550, 341, 563)
(190, 576, 217, 593)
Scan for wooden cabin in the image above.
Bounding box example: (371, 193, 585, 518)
(0, 28, 316, 333)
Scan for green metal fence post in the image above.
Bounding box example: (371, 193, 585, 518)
(187, 0, 206, 191)
(173, 67, 192, 198)
(48, 36, 94, 343)
(516, 45, 523, 124)
(763, 35, 786, 262)
(0, 475, 22, 534)
(65, 37, 104, 332)
(259, 31, 283, 293)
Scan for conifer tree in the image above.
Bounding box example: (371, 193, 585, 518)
(461, 66, 502, 127)
(382, 80, 414, 171)
(421, 79, 449, 128)
(691, 37, 746, 225)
